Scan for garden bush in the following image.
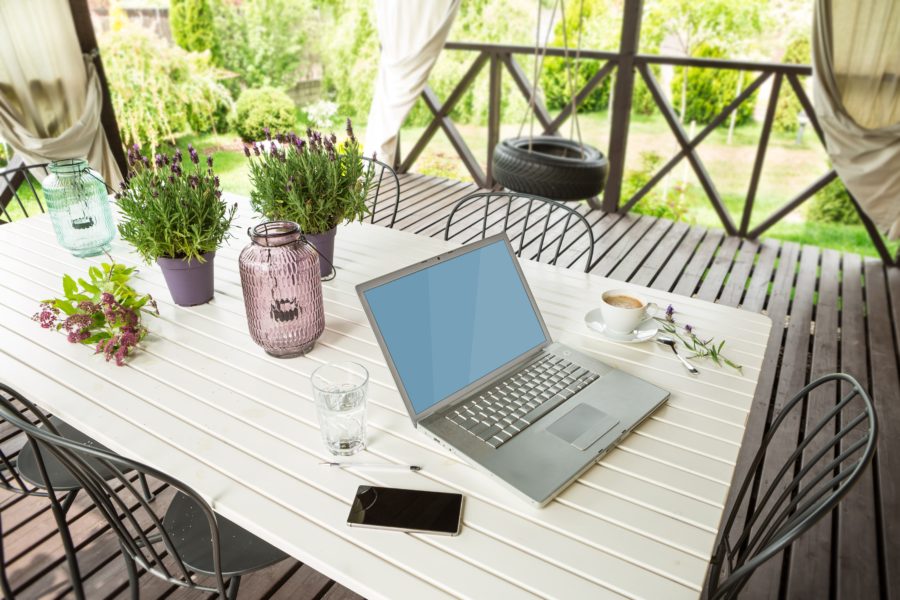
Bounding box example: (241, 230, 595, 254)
(210, 0, 312, 93)
(170, 0, 215, 52)
(625, 151, 689, 222)
(671, 43, 756, 127)
(808, 178, 860, 225)
(100, 24, 233, 150)
(540, 0, 615, 113)
(233, 87, 297, 141)
(773, 35, 811, 134)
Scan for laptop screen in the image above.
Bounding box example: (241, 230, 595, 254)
(362, 239, 548, 415)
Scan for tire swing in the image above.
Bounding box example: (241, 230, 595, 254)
(492, 0, 607, 202)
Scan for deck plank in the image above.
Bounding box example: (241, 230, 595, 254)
(835, 253, 881, 600)
(864, 259, 900, 599)
(784, 248, 839, 599)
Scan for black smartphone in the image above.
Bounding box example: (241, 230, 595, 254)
(347, 485, 464, 536)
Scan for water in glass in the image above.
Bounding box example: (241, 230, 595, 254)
(312, 362, 368, 456)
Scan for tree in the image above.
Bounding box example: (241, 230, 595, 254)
(170, 0, 216, 53)
(773, 35, 811, 133)
(671, 42, 757, 127)
(643, 0, 767, 122)
(540, 0, 616, 113)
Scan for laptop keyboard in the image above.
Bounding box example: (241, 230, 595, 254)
(445, 354, 599, 449)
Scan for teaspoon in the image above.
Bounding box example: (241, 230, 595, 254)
(657, 336, 699, 374)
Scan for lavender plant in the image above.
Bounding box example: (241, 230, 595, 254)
(657, 304, 743, 372)
(116, 144, 236, 263)
(33, 262, 158, 366)
(245, 119, 374, 234)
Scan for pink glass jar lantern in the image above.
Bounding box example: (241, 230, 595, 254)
(239, 221, 325, 357)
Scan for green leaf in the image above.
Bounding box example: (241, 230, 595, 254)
(83, 332, 111, 344)
(78, 278, 101, 295)
(52, 299, 77, 316)
(62, 275, 78, 298)
(88, 266, 104, 282)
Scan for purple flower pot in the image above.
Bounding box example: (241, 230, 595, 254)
(305, 228, 336, 278)
(157, 251, 216, 306)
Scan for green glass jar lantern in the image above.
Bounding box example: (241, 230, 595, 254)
(42, 159, 116, 257)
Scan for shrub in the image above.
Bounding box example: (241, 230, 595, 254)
(773, 36, 811, 134)
(170, 0, 216, 52)
(808, 178, 860, 225)
(671, 43, 757, 127)
(625, 151, 689, 222)
(100, 24, 233, 150)
(540, 0, 616, 113)
(305, 99, 340, 130)
(233, 87, 297, 141)
(210, 0, 312, 93)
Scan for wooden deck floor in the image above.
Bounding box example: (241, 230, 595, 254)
(2, 171, 899, 599)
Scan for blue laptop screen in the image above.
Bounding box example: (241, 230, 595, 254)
(363, 239, 548, 415)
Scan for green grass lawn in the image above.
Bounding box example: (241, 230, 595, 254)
(6, 113, 897, 259)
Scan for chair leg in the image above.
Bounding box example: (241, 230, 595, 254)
(121, 544, 139, 600)
(138, 473, 154, 502)
(0, 512, 15, 600)
(226, 575, 242, 600)
(61, 489, 79, 513)
(50, 495, 85, 600)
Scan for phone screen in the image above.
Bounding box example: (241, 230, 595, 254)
(347, 485, 463, 535)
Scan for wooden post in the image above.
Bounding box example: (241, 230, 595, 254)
(602, 0, 643, 213)
(68, 0, 128, 178)
(486, 53, 503, 188)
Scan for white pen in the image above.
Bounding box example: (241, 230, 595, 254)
(320, 461, 422, 472)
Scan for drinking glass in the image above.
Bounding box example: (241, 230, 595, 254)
(311, 362, 368, 456)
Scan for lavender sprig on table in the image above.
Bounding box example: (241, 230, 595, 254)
(656, 304, 742, 372)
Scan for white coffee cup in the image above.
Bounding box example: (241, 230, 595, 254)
(599, 289, 657, 334)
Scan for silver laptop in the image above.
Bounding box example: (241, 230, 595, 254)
(356, 234, 669, 506)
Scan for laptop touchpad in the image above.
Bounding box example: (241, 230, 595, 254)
(547, 404, 620, 451)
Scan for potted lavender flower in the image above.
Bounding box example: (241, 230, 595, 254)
(245, 120, 374, 277)
(116, 144, 236, 306)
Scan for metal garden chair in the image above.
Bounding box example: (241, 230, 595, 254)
(362, 156, 401, 228)
(706, 373, 877, 599)
(0, 161, 48, 223)
(444, 191, 596, 272)
(0, 385, 289, 600)
(0, 384, 154, 599)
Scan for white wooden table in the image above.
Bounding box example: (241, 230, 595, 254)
(0, 198, 772, 599)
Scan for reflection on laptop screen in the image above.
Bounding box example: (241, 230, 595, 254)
(363, 239, 548, 415)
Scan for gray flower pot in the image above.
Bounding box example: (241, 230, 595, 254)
(157, 251, 216, 306)
(305, 228, 336, 278)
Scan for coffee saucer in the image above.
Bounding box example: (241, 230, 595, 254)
(584, 308, 659, 343)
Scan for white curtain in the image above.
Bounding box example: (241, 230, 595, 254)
(364, 0, 461, 167)
(0, 0, 121, 185)
(812, 0, 900, 240)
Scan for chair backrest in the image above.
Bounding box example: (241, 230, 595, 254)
(444, 191, 596, 272)
(0, 383, 230, 596)
(362, 156, 400, 228)
(0, 384, 61, 498)
(0, 160, 48, 223)
(706, 373, 877, 599)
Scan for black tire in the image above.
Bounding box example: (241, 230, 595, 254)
(492, 136, 608, 201)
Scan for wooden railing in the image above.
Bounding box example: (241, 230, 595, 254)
(397, 40, 897, 266)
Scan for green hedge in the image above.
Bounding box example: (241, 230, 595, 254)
(671, 43, 756, 127)
(808, 178, 860, 225)
(171, 0, 215, 52)
(233, 87, 297, 141)
(773, 36, 811, 133)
